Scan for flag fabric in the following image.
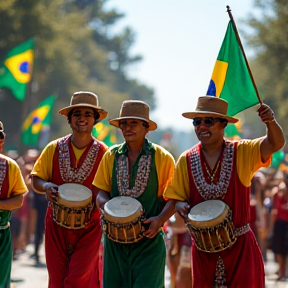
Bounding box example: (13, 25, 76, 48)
(224, 121, 242, 140)
(92, 119, 117, 147)
(22, 95, 57, 146)
(207, 21, 259, 116)
(0, 38, 34, 101)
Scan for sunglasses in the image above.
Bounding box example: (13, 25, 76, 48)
(192, 117, 225, 127)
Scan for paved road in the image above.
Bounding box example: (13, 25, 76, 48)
(11, 244, 288, 288)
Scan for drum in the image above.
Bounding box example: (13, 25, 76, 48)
(101, 196, 145, 244)
(186, 200, 236, 253)
(52, 183, 93, 229)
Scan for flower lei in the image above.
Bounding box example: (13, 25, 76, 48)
(116, 153, 152, 197)
(189, 141, 234, 200)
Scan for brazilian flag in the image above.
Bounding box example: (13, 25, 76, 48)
(22, 95, 57, 146)
(0, 38, 34, 101)
(92, 119, 117, 147)
(207, 21, 259, 116)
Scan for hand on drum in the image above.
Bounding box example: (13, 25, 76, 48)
(175, 201, 190, 221)
(44, 182, 59, 202)
(143, 216, 163, 238)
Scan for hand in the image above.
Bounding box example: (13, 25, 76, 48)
(43, 183, 59, 202)
(175, 201, 190, 221)
(143, 216, 163, 238)
(257, 103, 275, 123)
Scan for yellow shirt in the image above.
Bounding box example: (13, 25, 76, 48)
(31, 138, 87, 181)
(93, 143, 175, 198)
(164, 138, 271, 202)
(1, 154, 28, 198)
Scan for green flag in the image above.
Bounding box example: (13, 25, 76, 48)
(0, 38, 34, 101)
(92, 119, 117, 147)
(225, 122, 242, 139)
(22, 95, 57, 146)
(207, 21, 259, 116)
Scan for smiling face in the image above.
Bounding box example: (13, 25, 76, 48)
(119, 118, 149, 144)
(69, 107, 96, 134)
(193, 117, 227, 147)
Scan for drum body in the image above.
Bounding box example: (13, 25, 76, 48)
(102, 196, 145, 244)
(186, 200, 236, 253)
(52, 183, 93, 229)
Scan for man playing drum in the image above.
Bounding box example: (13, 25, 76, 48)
(164, 96, 285, 288)
(31, 91, 108, 288)
(93, 100, 176, 288)
(0, 121, 28, 288)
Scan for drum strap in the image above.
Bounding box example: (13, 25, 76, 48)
(234, 223, 250, 237)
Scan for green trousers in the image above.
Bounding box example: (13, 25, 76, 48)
(103, 233, 166, 288)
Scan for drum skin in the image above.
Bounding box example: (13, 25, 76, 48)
(52, 183, 93, 229)
(102, 196, 145, 244)
(186, 200, 236, 253)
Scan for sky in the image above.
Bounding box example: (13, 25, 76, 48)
(107, 0, 258, 132)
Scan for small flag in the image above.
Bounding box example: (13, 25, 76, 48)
(22, 95, 57, 146)
(207, 21, 259, 116)
(92, 119, 117, 147)
(0, 39, 35, 101)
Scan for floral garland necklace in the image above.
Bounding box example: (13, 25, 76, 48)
(116, 152, 152, 198)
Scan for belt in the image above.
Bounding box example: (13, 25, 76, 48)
(0, 222, 10, 230)
(234, 223, 250, 237)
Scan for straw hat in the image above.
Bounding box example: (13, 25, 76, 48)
(59, 91, 108, 121)
(182, 96, 238, 123)
(109, 100, 157, 131)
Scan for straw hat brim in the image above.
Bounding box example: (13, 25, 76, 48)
(109, 116, 157, 131)
(182, 111, 238, 123)
(59, 104, 108, 121)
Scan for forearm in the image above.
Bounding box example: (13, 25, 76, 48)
(96, 190, 111, 211)
(157, 199, 177, 227)
(266, 120, 285, 151)
(31, 176, 48, 194)
(0, 194, 24, 210)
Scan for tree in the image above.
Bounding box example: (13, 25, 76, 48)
(243, 0, 288, 136)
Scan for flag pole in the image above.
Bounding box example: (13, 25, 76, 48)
(226, 5, 263, 105)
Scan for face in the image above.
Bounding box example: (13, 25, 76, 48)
(69, 107, 96, 134)
(192, 117, 227, 145)
(0, 132, 5, 153)
(119, 119, 149, 143)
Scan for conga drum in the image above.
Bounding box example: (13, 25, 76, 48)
(52, 183, 93, 229)
(186, 200, 236, 253)
(101, 196, 145, 244)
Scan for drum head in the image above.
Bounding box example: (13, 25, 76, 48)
(104, 196, 143, 223)
(58, 183, 92, 207)
(188, 200, 227, 228)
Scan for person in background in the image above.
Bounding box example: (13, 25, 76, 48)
(271, 175, 288, 281)
(31, 91, 108, 288)
(0, 121, 28, 288)
(164, 96, 285, 288)
(94, 100, 175, 288)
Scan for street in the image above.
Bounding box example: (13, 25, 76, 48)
(11, 243, 288, 288)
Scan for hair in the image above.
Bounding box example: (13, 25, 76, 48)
(142, 121, 149, 129)
(67, 109, 100, 125)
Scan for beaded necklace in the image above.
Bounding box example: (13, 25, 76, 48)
(116, 152, 151, 198)
(0, 157, 6, 194)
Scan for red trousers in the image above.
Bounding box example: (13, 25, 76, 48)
(45, 207, 102, 288)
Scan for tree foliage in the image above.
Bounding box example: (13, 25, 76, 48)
(243, 0, 288, 136)
(0, 0, 155, 151)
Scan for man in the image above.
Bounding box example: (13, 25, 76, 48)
(31, 91, 108, 288)
(94, 100, 175, 288)
(0, 121, 28, 288)
(164, 96, 285, 288)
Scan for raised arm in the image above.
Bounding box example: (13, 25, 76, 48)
(258, 103, 285, 163)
